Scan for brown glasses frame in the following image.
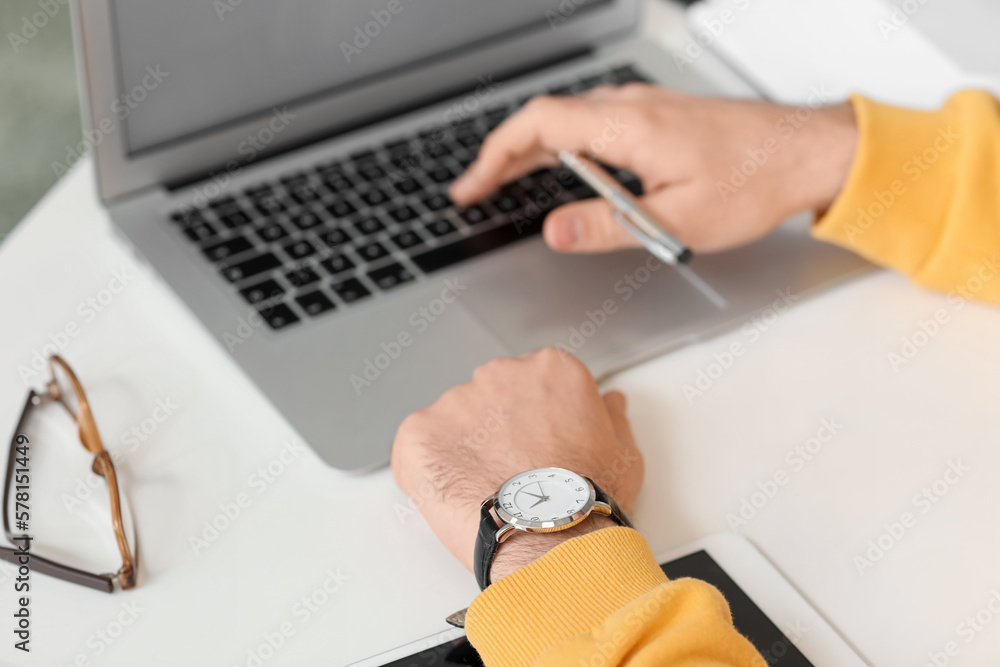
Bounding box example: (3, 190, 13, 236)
(0, 355, 137, 592)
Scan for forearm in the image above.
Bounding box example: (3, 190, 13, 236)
(814, 90, 1000, 305)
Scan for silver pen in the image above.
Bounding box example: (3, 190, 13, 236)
(558, 151, 727, 309)
(558, 151, 692, 265)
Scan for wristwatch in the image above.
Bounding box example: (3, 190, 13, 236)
(473, 466, 633, 590)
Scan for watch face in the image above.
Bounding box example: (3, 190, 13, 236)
(494, 467, 595, 530)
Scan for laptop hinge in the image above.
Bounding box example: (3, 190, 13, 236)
(165, 46, 594, 194)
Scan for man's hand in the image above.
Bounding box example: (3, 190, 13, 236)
(391, 348, 643, 578)
(451, 85, 857, 254)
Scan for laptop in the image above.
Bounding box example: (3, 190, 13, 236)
(70, 0, 870, 471)
(348, 533, 868, 666)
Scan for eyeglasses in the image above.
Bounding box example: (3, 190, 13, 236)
(0, 355, 138, 592)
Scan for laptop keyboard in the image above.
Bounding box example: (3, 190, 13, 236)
(167, 64, 649, 331)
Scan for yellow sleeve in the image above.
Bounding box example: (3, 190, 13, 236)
(465, 527, 766, 667)
(813, 90, 1000, 305)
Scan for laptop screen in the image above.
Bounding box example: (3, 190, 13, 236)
(110, 0, 607, 155)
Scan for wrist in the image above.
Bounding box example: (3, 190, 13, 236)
(788, 100, 859, 214)
(488, 514, 618, 583)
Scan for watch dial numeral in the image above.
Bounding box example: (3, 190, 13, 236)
(513, 481, 521, 486)
(547, 474, 556, 477)
(528, 474, 537, 478)
(530, 516, 539, 521)
(565, 478, 573, 483)
(575, 487, 584, 491)
(576, 499, 583, 503)
(566, 509, 574, 515)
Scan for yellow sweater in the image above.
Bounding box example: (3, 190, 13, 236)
(465, 90, 1000, 666)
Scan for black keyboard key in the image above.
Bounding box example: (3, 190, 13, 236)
(217, 209, 253, 229)
(279, 171, 309, 186)
(254, 195, 286, 216)
(390, 229, 423, 250)
(621, 177, 643, 196)
(317, 228, 351, 248)
(326, 200, 357, 219)
(257, 222, 289, 242)
(384, 138, 413, 155)
(321, 254, 355, 275)
(331, 277, 371, 303)
(288, 183, 320, 204)
(349, 149, 377, 163)
(321, 172, 355, 194)
(356, 241, 390, 262)
(412, 217, 543, 274)
(289, 210, 322, 230)
(427, 165, 455, 184)
(387, 205, 418, 223)
(355, 162, 385, 181)
(183, 221, 217, 242)
(458, 206, 489, 225)
(392, 178, 421, 195)
(221, 252, 281, 282)
(258, 303, 300, 330)
(244, 184, 273, 198)
(367, 263, 414, 291)
(296, 290, 337, 316)
(610, 65, 648, 84)
(353, 218, 385, 236)
(285, 266, 321, 287)
(422, 193, 451, 211)
(239, 279, 285, 305)
(492, 194, 519, 213)
(203, 236, 253, 261)
(359, 188, 390, 207)
(208, 196, 237, 211)
(424, 219, 456, 237)
(283, 239, 317, 260)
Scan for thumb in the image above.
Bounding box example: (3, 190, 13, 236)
(601, 390, 635, 448)
(543, 197, 641, 253)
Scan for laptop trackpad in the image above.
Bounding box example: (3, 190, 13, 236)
(259, 282, 511, 471)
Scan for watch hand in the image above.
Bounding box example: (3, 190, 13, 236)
(530, 497, 546, 508)
(521, 492, 544, 499)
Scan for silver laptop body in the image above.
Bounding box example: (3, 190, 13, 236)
(70, 0, 870, 471)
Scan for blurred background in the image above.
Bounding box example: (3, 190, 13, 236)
(0, 0, 81, 243)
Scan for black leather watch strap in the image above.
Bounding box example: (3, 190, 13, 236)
(473, 498, 499, 590)
(588, 477, 634, 529)
(473, 477, 633, 591)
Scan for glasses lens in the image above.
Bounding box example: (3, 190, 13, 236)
(5, 398, 131, 579)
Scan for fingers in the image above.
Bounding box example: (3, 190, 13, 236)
(601, 390, 635, 448)
(451, 95, 635, 204)
(543, 197, 641, 253)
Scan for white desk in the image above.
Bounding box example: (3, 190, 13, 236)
(3, 2, 1000, 666)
